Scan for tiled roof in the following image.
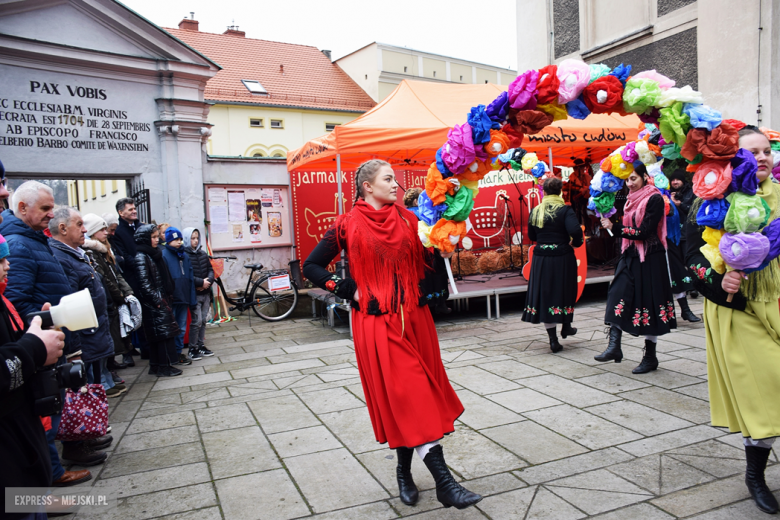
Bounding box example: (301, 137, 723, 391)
(165, 27, 376, 112)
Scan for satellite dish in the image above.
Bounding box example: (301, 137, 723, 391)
(461, 237, 473, 250)
(512, 232, 522, 246)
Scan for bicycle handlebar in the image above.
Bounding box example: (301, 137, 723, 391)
(209, 255, 237, 260)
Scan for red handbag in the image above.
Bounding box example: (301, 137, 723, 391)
(55, 384, 109, 441)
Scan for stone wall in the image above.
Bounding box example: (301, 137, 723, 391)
(554, 0, 580, 58)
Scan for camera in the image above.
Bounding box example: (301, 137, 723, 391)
(31, 361, 87, 417)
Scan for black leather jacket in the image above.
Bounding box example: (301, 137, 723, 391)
(133, 225, 179, 341)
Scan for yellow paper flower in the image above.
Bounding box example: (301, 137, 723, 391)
(537, 102, 568, 122)
(610, 154, 634, 179)
(702, 226, 725, 247)
(459, 178, 480, 199)
(521, 152, 539, 171)
(700, 243, 726, 274)
(417, 221, 434, 248)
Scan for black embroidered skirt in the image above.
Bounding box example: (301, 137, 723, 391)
(604, 249, 677, 336)
(667, 240, 694, 294)
(522, 248, 578, 324)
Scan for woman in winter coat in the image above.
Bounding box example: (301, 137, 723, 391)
(133, 224, 181, 377)
(82, 214, 135, 368)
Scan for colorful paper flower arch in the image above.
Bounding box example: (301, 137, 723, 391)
(421, 58, 780, 260)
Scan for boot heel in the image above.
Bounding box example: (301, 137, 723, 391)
(614, 358, 622, 363)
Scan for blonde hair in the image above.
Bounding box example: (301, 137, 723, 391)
(354, 159, 391, 202)
(403, 188, 422, 208)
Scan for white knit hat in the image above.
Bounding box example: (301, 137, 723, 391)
(82, 213, 108, 237)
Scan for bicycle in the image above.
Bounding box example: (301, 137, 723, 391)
(209, 256, 299, 321)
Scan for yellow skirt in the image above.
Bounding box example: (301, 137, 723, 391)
(705, 299, 780, 439)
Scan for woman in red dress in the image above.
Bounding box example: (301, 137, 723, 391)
(303, 159, 481, 510)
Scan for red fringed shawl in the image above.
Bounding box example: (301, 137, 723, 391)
(335, 201, 425, 314)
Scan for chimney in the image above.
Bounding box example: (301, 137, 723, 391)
(178, 14, 199, 31)
(224, 25, 246, 37)
(321, 49, 332, 61)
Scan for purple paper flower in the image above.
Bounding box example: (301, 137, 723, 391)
(441, 123, 476, 175)
(719, 232, 770, 271)
(486, 91, 510, 122)
(508, 69, 539, 111)
(729, 148, 759, 195)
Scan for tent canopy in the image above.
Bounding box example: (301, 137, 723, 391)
(287, 79, 641, 171)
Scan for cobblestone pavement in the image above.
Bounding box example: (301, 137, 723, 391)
(65, 296, 779, 519)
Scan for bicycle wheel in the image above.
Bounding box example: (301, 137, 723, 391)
(251, 276, 298, 321)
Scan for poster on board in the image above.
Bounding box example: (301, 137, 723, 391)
(206, 184, 292, 251)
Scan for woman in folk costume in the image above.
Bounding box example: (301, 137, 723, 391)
(521, 177, 584, 352)
(685, 126, 780, 514)
(303, 159, 482, 510)
(595, 164, 677, 373)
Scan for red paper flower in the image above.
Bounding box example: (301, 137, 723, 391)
(536, 65, 560, 105)
(581, 75, 625, 114)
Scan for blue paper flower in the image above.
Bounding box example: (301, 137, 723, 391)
(467, 104, 494, 144)
(416, 190, 447, 226)
(435, 148, 453, 178)
(696, 198, 730, 229)
(566, 96, 591, 120)
(609, 64, 632, 87)
(683, 103, 722, 132)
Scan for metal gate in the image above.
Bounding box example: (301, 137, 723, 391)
(128, 180, 151, 224)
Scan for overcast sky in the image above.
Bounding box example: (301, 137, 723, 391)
(119, 0, 518, 70)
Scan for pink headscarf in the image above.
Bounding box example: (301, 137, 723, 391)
(621, 184, 667, 262)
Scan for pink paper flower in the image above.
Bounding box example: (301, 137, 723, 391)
(556, 59, 590, 104)
(508, 69, 539, 111)
(632, 70, 676, 90)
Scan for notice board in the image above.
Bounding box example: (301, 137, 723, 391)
(205, 184, 292, 251)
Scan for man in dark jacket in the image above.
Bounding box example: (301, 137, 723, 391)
(0, 181, 99, 481)
(49, 208, 120, 395)
(183, 227, 215, 359)
(161, 227, 196, 365)
(670, 169, 699, 299)
(112, 198, 141, 292)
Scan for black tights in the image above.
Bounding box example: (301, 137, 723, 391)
(149, 338, 177, 368)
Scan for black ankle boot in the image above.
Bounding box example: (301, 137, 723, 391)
(422, 445, 482, 509)
(546, 327, 563, 353)
(396, 447, 418, 506)
(746, 446, 779, 514)
(678, 297, 701, 322)
(560, 322, 577, 339)
(107, 357, 128, 370)
(632, 340, 659, 374)
(594, 327, 623, 362)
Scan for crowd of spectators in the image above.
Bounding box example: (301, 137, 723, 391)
(0, 170, 217, 512)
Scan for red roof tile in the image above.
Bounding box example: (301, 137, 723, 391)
(166, 27, 376, 112)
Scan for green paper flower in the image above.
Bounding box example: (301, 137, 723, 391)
(659, 102, 691, 147)
(623, 78, 663, 114)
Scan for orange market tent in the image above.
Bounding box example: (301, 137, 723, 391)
(287, 79, 642, 174)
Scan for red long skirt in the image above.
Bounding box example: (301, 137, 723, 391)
(351, 303, 464, 449)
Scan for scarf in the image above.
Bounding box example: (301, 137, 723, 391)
(337, 200, 424, 313)
(740, 178, 780, 302)
(622, 184, 667, 262)
(0, 280, 23, 333)
(137, 243, 174, 297)
(166, 243, 185, 259)
(530, 194, 565, 228)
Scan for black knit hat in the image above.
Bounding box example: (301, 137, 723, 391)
(668, 169, 686, 183)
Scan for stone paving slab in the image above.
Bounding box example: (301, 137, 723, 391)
(60, 296, 780, 519)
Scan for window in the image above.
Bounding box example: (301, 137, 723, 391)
(460, 75, 463, 81)
(272, 152, 285, 158)
(252, 152, 265, 157)
(270, 119, 284, 129)
(433, 71, 436, 78)
(241, 79, 268, 95)
(403, 66, 407, 73)
(325, 122, 340, 132)
(485, 80, 489, 84)
(249, 118, 264, 128)
(364, 74, 368, 80)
